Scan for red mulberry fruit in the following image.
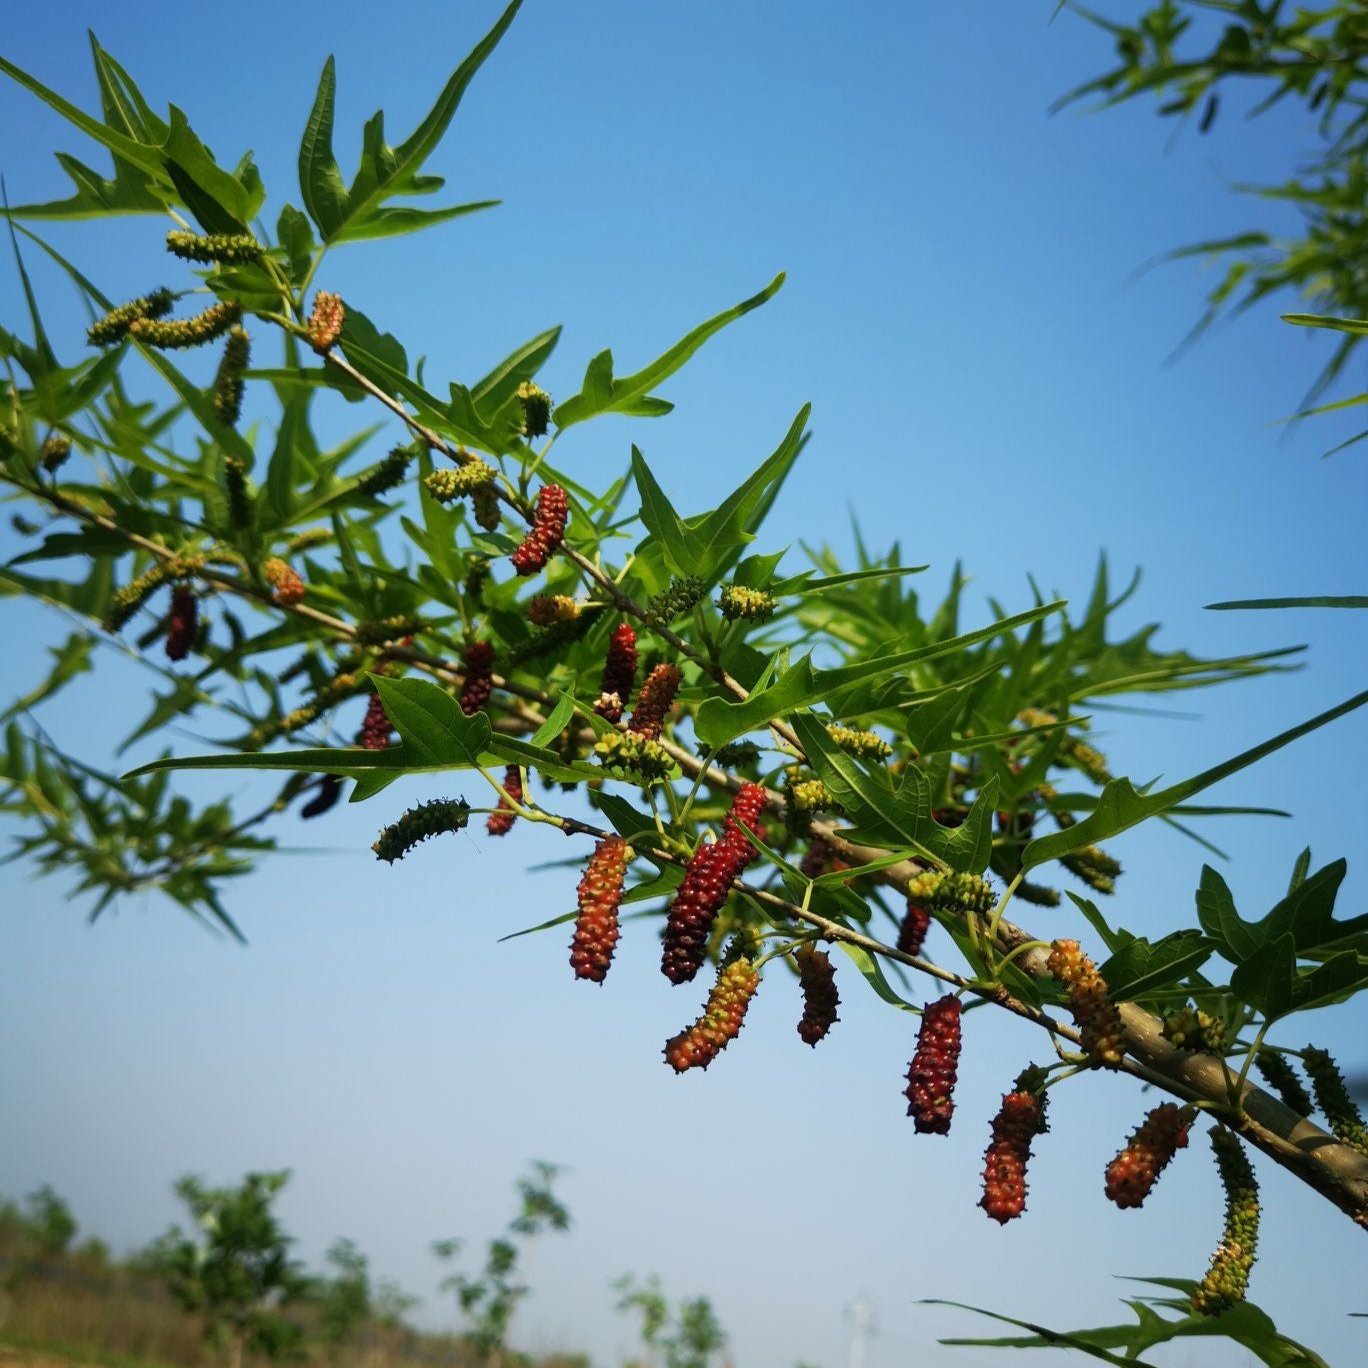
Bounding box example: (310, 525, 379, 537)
(720, 781, 768, 863)
(664, 955, 759, 1073)
(356, 692, 393, 750)
(795, 943, 839, 1046)
(1047, 938, 1124, 1069)
(628, 663, 682, 740)
(263, 557, 306, 607)
(165, 586, 198, 661)
(460, 640, 495, 716)
(510, 483, 569, 576)
(594, 624, 638, 724)
(1104, 1103, 1190, 1209)
(897, 902, 931, 957)
(979, 1073, 1049, 1224)
(570, 835, 630, 983)
(487, 765, 522, 836)
(905, 995, 963, 1135)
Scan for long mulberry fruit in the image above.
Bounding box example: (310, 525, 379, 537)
(1104, 1103, 1190, 1209)
(165, 586, 198, 661)
(1047, 938, 1124, 1069)
(795, 943, 839, 1046)
(356, 693, 393, 750)
(629, 663, 682, 740)
(510, 483, 568, 575)
(897, 901, 931, 957)
(664, 954, 759, 1073)
(594, 624, 638, 723)
(1302, 1046, 1368, 1155)
(722, 781, 768, 862)
(129, 300, 241, 350)
(905, 995, 963, 1135)
(570, 835, 630, 982)
(165, 230, 264, 265)
(87, 288, 174, 347)
(826, 723, 891, 761)
(459, 641, 495, 715)
(263, 557, 306, 606)
(1253, 1049, 1313, 1118)
(1191, 1128, 1259, 1316)
(372, 798, 470, 863)
(979, 1067, 1049, 1224)
(356, 445, 414, 499)
(487, 765, 522, 836)
(213, 326, 251, 428)
(472, 483, 501, 532)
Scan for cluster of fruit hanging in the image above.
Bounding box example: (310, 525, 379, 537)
(85, 233, 1368, 1320)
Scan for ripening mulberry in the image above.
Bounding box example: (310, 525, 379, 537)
(472, 483, 501, 532)
(40, 434, 72, 473)
(528, 595, 580, 626)
(594, 624, 638, 723)
(1302, 1046, 1368, 1155)
(307, 291, 345, 352)
(664, 954, 759, 1073)
(510, 483, 569, 575)
(1252, 1049, 1313, 1118)
(629, 663, 682, 740)
(487, 765, 522, 836)
(87, 288, 174, 346)
(356, 445, 414, 499)
(593, 731, 675, 783)
(1191, 1128, 1259, 1316)
(165, 586, 198, 661)
(660, 840, 734, 985)
(165, 230, 264, 265)
(570, 835, 630, 983)
(460, 641, 495, 716)
(516, 381, 552, 438)
(356, 693, 393, 750)
(372, 798, 471, 863)
(897, 902, 932, 957)
(263, 557, 306, 606)
(300, 774, 343, 820)
(129, 300, 242, 350)
(717, 583, 776, 623)
(795, 943, 839, 1046)
(979, 1070, 1049, 1224)
(213, 326, 251, 428)
(1104, 1103, 1190, 1209)
(1047, 938, 1124, 1069)
(905, 995, 963, 1134)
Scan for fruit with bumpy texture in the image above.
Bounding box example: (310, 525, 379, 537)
(897, 902, 931, 957)
(129, 300, 241, 350)
(570, 836, 630, 982)
(1047, 938, 1124, 1068)
(459, 641, 495, 716)
(165, 230, 264, 264)
(664, 955, 759, 1073)
(356, 693, 393, 751)
(307, 291, 345, 352)
(165, 586, 198, 662)
(795, 944, 839, 1046)
(1191, 1128, 1259, 1315)
(87, 288, 174, 346)
(487, 765, 522, 836)
(1253, 1049, 1313, 1118)
(1302, 1046, 1368, 1155)
(628, 663, 682, 740)
(717, 583, 775, 622)
(1104, 1103, 1190, 1209)
(905, 995, 963, 1134)
(263, 557, 306, 607)
(372, 798, 471, 863)
(213, 326, 250, 428)
(517, 381, 552, 438)
(979, 1071, 1049, 1224)
(595, 624, 638, 723)
(510, 483, 569, 575)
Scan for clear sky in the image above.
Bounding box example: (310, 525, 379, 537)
(2, 4, 1366, 1367)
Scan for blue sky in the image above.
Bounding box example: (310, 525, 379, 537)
(2, 3, 1366, 1366)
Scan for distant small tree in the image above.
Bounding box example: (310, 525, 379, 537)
(616, 1275, 726, 1368)
(434, 1161, 570, 1366)
(320, 1236, 372, 1346)
(23, 1184, 77, 1256)
(151, 1170, 310, 1368)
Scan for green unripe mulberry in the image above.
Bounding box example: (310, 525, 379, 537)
(718, 583, 775, 622)
(1252, 1049, 1313, 1118)
(516, 381, 552, 438)
(213, 326, 251, 428)
(1191, 1128, 1259, 1316)
(594, 731, 676, 783)
(373, 798, 471, 863)
(1302, 1046, 1368, 1155)
(129, 300, 242, 350)
(355, 445, 414, 499)
(87, 288, 175, 346)
(646, 576, 706, 626)
(424, 459, 497, 503)
(826, 723, 892, 761)
(165, 230, 265, 265)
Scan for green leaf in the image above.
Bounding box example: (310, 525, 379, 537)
(836, 942, 919, 1011)
(298, 56, 347, 238)
(1206, 596, 1368, 610)
(370, 675, 490, 765)
(554, 273, 786, 428)
(695, 600, 1064, 749)
(1231, 933, 1297, 1020)
(530, 694, 576, 748)
(1098, 930, 1216, 1001)
(631, 447, 701, 576)
(1023, 690, 1368, 870)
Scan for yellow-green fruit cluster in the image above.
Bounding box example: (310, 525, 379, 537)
(165, 230, 264, 265)
(87, 288, 174, 346)
(372, 798, 471, 863)
(1191, 1128, 1259, 1316)
(263, 557, 306, 606)
(717, 582, 776, 622)
(213, 326, 251, 428)
(424, 459, 497, 503)
(826, 723, 892, 761)
(104, 563, 174, 632)
(129, 300, 242, 350)
(906, 870, 996, 918)
(1161, 1005, 1225, 1053)
(593, 731, 675, 783)
(516, 381, 552, 438)
(1047, 938, 1125, 1069)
